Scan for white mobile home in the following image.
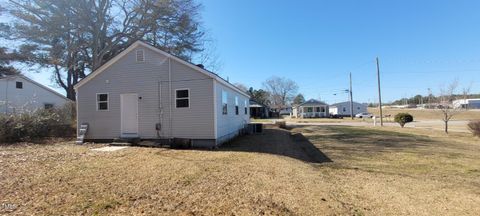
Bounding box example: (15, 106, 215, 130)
(330, 101, 367, 116)
(74, 41, 250, 147)
(452, 98, 480, 109)
(0, 75, 70, 114)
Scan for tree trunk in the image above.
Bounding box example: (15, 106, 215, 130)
(444, 121, 448, 134)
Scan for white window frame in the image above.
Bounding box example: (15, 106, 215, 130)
(222, 90, 228, 115)
(96, 93, 109, 111)
(235, 96, 239, 115)
(244, 100, 248, 115)
(136, 49, 145, 63)
(175, 88, 190, 108)
(16, 81, 23, 89)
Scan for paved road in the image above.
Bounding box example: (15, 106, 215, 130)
(285, 120, 470, 133)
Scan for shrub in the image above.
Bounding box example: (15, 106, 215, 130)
(0, 103, 76, 143)
(275, 120, 287, 129)
(394, 113, 414, 128)
(468, 120, 480, 137)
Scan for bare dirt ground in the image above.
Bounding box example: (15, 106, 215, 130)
(1, 125, 479, 215)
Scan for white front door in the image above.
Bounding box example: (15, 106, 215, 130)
(121, 93, 138, 137)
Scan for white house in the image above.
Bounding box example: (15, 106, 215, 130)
(0, 75, 71, 114)
(452, 99, 480, 109)
(292, 99, 329, 118)
(330, 101, 367, 116)
(74, 41, 250, 147)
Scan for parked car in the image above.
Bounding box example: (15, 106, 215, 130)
(355, 112, 373, 118)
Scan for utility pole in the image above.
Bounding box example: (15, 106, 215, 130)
(349, 72, 354, 119)
(376, 57, 383, 126)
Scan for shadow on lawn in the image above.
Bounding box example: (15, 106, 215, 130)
(220, 127, 332, 164)
(294, 125, 436, 155)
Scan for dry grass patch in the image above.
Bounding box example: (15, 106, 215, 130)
(1, 126, 480, 215)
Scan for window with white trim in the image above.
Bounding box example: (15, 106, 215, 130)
(235, 96, 239, 115)
(16, 81, 23, 89)
(222, 91, 228, 115)
(97, 93, 109, 110)
(136, 49, 145, 62)
(176, 89, 189, 108)
(244, 100, 248, 114)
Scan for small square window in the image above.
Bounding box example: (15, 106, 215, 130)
(97, 93, 109, 111)
(176, 89, 189, 108)
(16, 81, 23, 89)
(44, 104, 54, 109)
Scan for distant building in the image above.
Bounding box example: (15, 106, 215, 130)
(0, 75, 71, 114)
(249, 100, 270, 118)
(330, 101, 367, 116)
(452, 99, 480, 109)
(292, 99, 329, 118)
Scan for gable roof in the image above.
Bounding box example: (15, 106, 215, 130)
(296, 99, 328, 107)
(1, 75, 71, 101)
(74, 41, 249, 97)
(330, 101, 366, 107)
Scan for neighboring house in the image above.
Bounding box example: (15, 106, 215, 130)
(249, 100, 270, 118)
(330, 101, 367, 116)
(292, 99, 329, 118)
(453, 98, 480, 109)
(0, 75, 70, 114)
(74, 41, 250, 147)
(279, 106, 292, 116)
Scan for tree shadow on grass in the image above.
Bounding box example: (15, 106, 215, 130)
(220, 127, 332, 164)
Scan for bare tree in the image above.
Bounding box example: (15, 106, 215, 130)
(233, 83, 248, 93)
(263, 76, 298, 110)
(438, 80, 467, 133)
(2, 0, 209, 100)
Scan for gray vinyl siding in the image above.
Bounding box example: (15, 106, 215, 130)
(215, 81, 250, 144)
(77, 44, 215, 140)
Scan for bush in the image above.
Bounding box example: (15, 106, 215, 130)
(394, 113, 414, 128)
(0, 103, 76, 143)
(275, 120, 287, 129)
(468, 120, 480, 137)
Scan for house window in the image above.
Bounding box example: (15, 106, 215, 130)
(44, 103, 54, 109)
(16, 81, 23, 89)
(342, 107, 346, 112)
(321, 107, 326, 112)
(307, 107, 313, 112)
(357, 107, 360, 110)
(244, 100, 248, 115)
(136, 49, 145, 62)
(315, 107, 320, 112)
(176, 89, 189, 108)
(235, 96, 239, 115)
(97, 93, 109, 110)
(222, 91, 228, 115)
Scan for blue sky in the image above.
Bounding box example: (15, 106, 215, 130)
(23, 0, 480, 103)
